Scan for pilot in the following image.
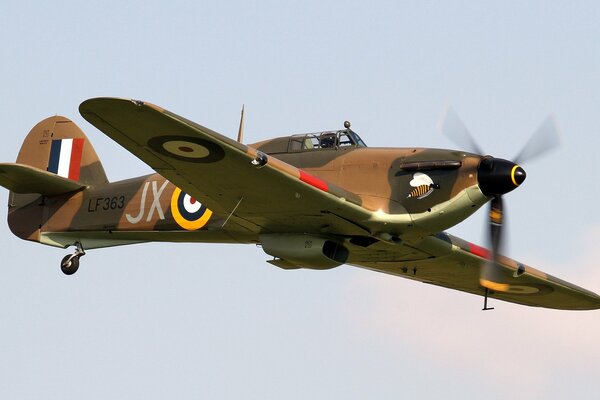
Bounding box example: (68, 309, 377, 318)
(320, 134, 337, 148)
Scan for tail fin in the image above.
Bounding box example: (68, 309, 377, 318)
(5, 116, 108, 243)
(15, 115, 108, 186)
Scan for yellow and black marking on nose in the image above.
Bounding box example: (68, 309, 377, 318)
(408, 184, 432, 199)
(510, 164, 523, 187)
(477, 157, 526, 196)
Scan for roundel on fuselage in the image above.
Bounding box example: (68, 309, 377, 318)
(170, 187, 212, 230)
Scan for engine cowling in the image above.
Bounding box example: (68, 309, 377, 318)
(260, 234, 349, 270)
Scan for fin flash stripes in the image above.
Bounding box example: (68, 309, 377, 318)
(48, 138, 84, 181)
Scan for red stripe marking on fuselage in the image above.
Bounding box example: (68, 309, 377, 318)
(469, 243, 491, 260)
(299, 170, 329, 192)
(68, 138, 84, 181)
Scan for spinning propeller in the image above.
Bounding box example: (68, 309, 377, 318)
(438, 107, 561, 294)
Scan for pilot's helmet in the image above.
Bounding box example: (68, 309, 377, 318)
(321, 135, 336, 148)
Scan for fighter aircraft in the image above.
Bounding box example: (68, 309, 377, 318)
(1, 98, 598, 311)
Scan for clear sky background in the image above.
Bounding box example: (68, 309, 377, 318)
(1, 1, 599, 399)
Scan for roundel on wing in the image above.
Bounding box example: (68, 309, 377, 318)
(504, 283, 553, 296)
(171, 187, 212, 230)
(148, 135, 225, 163)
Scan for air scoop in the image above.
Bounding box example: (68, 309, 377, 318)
(477, 157, 526, 196)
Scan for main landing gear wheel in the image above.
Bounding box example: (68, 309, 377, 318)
(60, 241, 85, 276)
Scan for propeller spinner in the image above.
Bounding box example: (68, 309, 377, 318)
(439, 107, 560, 294)
(477, 157, 526, 197)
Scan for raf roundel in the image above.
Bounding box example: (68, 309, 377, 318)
(163, 140, 210, 159)
(171, 187, 212, 230)
(503, 283, 553, 296)
(148, 135, 225, 163)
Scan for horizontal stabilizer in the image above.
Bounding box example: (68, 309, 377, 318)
(0, 163, 87, 196)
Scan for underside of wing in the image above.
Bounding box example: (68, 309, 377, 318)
(349, 233, 600, 310)
(79, 98, 372, 235)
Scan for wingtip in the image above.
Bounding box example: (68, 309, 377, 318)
(79, 97, 164, 119)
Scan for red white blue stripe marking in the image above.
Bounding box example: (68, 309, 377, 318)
(48, 138, 84, 180)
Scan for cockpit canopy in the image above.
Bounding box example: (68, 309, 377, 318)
(253, 126, 367, 155)
(289, 129, 367, 151)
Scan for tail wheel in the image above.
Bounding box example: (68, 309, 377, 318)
(61, 255, 80, 275)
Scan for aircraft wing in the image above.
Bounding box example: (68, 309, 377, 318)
(352, 232, 600, 310)
(79, 98, 373, 235)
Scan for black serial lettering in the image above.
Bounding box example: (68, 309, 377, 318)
(87, 196, 126, 212)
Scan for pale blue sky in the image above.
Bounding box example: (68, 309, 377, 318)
(1, 1, 599, 399)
